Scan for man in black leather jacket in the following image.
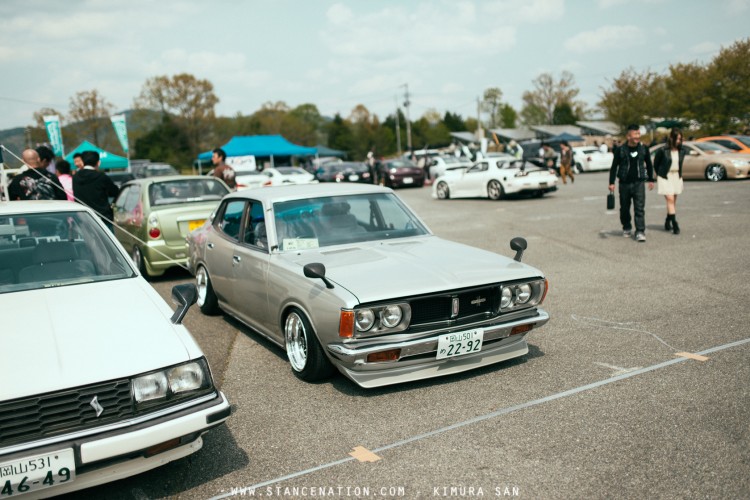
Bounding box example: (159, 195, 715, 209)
(608, 124, 655, 242)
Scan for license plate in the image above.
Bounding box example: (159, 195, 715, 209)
(540, 182, 547, 187)
(188, 219, 205, 232)
(348, 174, 359, 181)
(436, 328, 484, 360)
(0, 449, 75, 497)
(402, 177, 413, 184)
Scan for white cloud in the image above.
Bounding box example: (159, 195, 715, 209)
(442, 83, 465, 94)
(727, 0, 750, 13)
(326, 3, 354, 25)
(565, 25, 645, 53)
(690, 41, 719, 55)
(660, 42, 674, 52)
(481, 0, 564, 22)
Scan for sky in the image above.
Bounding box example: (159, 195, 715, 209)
(1, 0, 749, 133)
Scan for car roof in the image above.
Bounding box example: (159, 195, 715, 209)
(122, 175, 212, 186)
(0, 200, 93, 215)
(227, 182, 393, 204)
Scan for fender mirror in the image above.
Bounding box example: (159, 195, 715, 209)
(510, 237, 527, 262)
(303, 262, 335, 289)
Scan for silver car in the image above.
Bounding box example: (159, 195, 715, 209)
(187, 183, 549, 388)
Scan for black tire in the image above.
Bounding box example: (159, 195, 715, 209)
(574, 162, 584, 174)
(196, 265, 220, 315)
(705, 163, 726, 182)
(284, 308, 335, 382)
(487, 180, 504, 200)
(131, 246, 151, 280)
(436, 181, 450, 199)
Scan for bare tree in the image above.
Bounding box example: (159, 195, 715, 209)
(68, 90, 114, 146)
(522, 71, 582, 124)
(482, 87, 503, 128)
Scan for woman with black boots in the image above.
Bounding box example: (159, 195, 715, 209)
(654, 129, 685, 235)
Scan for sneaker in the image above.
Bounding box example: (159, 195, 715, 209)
(623, 230, 632, 238)
(636, 232, 646, 242)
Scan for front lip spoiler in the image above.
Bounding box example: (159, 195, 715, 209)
(327, 308, 549, 367)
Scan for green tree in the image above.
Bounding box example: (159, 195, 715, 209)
(552, 102, 577, 125)
(134, 115, 191, 168)
(520, 103, 547, 126)
(498, 104, 517, 128)
(443, 111, 466, 132)
(482, 87, 503, 128)
(327, 113, 354, 156)
(598, 68, 667, 132)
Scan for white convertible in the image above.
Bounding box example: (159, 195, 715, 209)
(432, 158, 558, 200)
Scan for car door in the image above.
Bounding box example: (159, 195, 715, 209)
(230, 199, 274, 337)
(453, 162, 489, 197)
(113, 184, 143, 253)
(204, 199, 246, 307)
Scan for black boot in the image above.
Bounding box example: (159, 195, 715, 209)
(665, 214, 673, 231)
(672, 216, 680, 235)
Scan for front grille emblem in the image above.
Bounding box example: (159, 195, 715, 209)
(451, 297, 459, 318)
(471, 296, 486, 307)
(90, 396, 104, 417)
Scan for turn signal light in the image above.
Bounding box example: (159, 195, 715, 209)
(149, 227, 161, 239)
(339, 310, 354, 338)
(510, 324, 533, 336)
(366, 349, 401, 363)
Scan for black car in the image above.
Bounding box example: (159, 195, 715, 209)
(377, 159, 425, 188)
(105, 171, 135, 188)
(315, 162, 373, 184)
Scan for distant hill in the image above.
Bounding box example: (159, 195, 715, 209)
(0, 128, 27, 167)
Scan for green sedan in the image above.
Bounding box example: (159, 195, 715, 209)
(113, 175, 230, 278)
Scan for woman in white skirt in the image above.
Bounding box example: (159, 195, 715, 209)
(654, 129, 686, 235)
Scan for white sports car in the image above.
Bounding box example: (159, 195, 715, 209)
(432, 158, 558, 200)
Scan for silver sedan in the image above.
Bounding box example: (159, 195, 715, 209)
(187, 183, 550, 388)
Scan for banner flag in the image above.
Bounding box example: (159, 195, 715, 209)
(110, 114, 129, 153)
(43, 115, 64, 156)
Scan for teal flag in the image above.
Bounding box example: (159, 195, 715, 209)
(110, 114, 129, 153)
(43, 115, 64, 156)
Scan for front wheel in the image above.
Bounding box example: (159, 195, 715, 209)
(196, 266, 220, 315)
(284, 308, 335, 382)
(436, 181, 450, 199)
(487, 180, 504, 200)
(705, 164, 726, 182)
(131, 246, 151, 280)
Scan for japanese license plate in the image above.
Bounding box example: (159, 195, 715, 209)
(436, 328, 484, 360)
(402, 177, 414, 184)
(348, 174, 359, 181)
(188, 219, 205, 232)
(0, 449, 75, 497)
(540, 182, 547, 187)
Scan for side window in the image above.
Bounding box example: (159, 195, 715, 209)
(717, 140, 739, 151)
(241, 200, 268, 249)
(114, 187, 129, 210)
(468, 162, 488, 173)
(218, 200, 245, 241)
(124, 185, 141, 215)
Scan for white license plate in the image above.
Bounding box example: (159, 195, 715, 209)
(348, 174, 359, 181)
(402, 177, 414, 184)
(0, 449, 75, 497)
(436, 328, 484, 360)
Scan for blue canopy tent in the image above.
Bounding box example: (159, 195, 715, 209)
(314, 144, 347, 158)
(197, 135, 317, 170)
(64, 141, 128, 170)
(546, 132, 584, 143)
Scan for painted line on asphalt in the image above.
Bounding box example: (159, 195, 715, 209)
(209, 336, 750, 500)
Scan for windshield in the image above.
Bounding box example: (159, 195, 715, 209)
(693, 142, 730, 154)
(735, 136, 750, 147)
(149, 178, 229, 206)
(273, 193, 428, 251)
(0, 211, 135, 294)
(277, 167, 308, 175)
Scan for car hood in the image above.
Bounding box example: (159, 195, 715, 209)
(1, 278, 191, 401)
(286, 236, 542, 304)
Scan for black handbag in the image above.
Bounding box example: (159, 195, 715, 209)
(607, 192, 615, 210)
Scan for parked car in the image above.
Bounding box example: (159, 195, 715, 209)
(428, 156, 474, 179)
(105, 171, 136, 187)
(315, 161, 373, 183)
(432, 158, 558, 200)
(275, 166, 318, 184)
(649, 141, 750, 181)
(187, 183, 549, 388)
(695, 135, 750, 154)
(0, 201, 230, 497)
(572, 146, 613, 173)
(131, 162, 180, 178)
(205, 167, 267, 189)
(377, 159, 425, 188)
(113, 175, 230, 278)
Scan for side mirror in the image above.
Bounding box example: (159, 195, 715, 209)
(303, 262, 335, 289)
(510, 237, 527, 262)
(170, 283, 198, 324)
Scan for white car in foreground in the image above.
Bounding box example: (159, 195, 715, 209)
(432, 158, 558, 200)
(0, 201, 230, 497)
(573, 146, 613, 173)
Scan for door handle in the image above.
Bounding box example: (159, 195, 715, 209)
(233, 255, 241, 263)
(207, 242, 215, 249)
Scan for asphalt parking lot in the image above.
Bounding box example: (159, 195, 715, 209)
(66, 172, 749, 499)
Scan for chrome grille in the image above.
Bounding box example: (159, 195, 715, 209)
(409, 286, 500, 326)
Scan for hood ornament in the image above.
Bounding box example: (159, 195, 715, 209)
(90, 396, 104, 417)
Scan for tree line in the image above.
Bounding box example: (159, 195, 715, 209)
(27, 38, 749, 168)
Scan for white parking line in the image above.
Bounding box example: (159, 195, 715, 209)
(593, 362, 642, 376)
(208, 336, 750, 500)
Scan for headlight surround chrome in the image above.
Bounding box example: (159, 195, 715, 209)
(133, 359, 212, 406)
(499, 279, 547, 312)
(353, 302, 411, 336)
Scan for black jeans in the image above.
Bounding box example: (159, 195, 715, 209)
(619, 181, 646, 233)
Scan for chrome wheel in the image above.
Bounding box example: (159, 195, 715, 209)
(488, 180, 503, 200)
(195, 265, 219, 315)
(705, 164, 726, 182)
(285, 311, 308, 372)
(436, 181, 450, 199)
(196, 266, 209, 307)
(131, 246, 148, 277)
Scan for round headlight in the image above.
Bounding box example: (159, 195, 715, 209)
(516, 283, 532, 304)
(355, 309, 375, 331)
(500, 287, 513, 308)
(380, 305, 403, 328)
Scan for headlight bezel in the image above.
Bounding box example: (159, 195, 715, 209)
(132, 358, 213, 408)
(353, 302, 411, 336)
(499, 279, 547, 313)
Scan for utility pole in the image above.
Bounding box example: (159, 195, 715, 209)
(401, 83, 412, 153)
(394, 94, 402, 155)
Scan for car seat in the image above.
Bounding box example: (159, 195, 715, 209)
(18, 241, 96, 283)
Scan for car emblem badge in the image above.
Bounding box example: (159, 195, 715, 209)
(90, 396, 104, 417)
(471, 296, 486, 307)
(451, 297, 459, 318)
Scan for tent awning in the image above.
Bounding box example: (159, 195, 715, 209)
(198, 135, 317, 160)
(64, 141, 128, 170)
(314, 144, 347, 158)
